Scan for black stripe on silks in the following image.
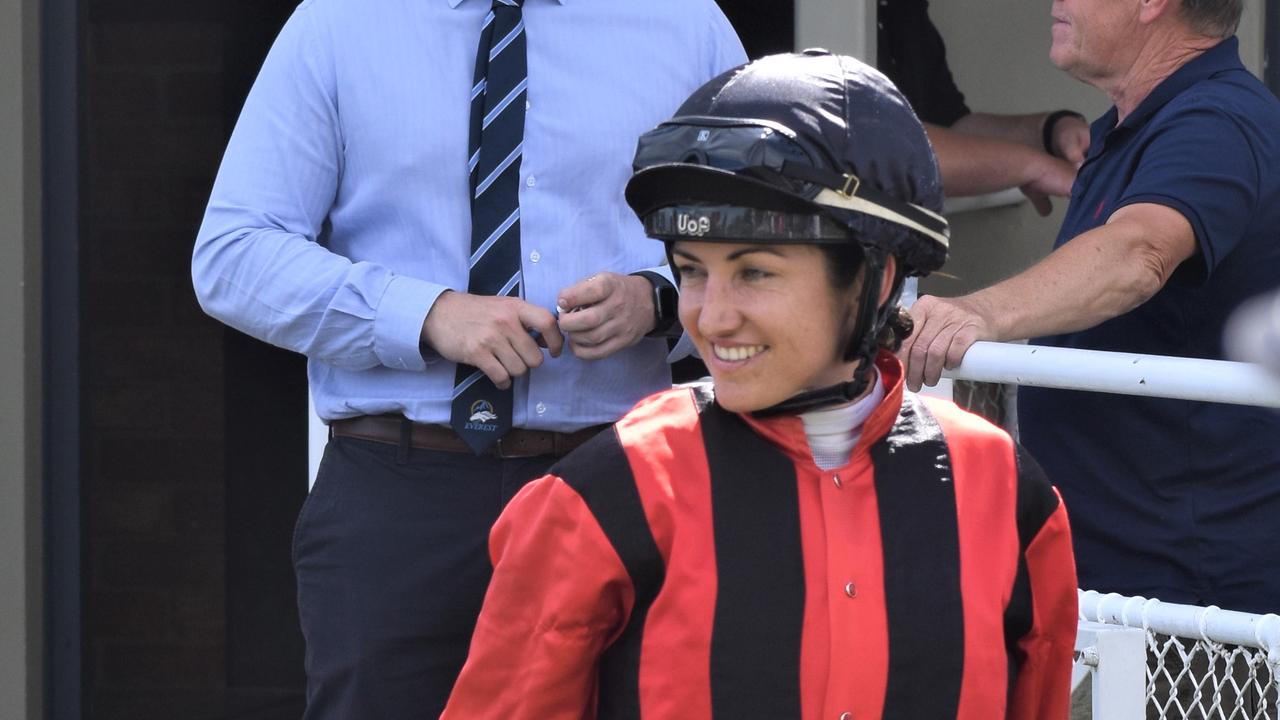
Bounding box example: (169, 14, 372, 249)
(552, 427, 664, 720)
(1003, 444, 1060, 704)
(870, 394, 964, 720)
(702, 402, 805, 720)
(688, 382, 715, 413)
(1012, 444, 1058, 552)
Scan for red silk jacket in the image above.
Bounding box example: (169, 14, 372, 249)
(443, 354, 1077, 720)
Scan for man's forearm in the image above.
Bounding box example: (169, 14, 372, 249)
(924, 122, 1060, 197)
(968, 210, 1195, 341)
(950, 112, 1048, 151)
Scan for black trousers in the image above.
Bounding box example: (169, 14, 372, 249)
(293, 435, 557, 720)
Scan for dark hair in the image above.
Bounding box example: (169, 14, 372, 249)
(1179, 0, 1242, 38)
(818, 243, 914, 355)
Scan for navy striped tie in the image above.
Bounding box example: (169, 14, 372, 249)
(451, 0, 528, 454)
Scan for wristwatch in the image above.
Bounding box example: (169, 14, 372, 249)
(1042, 109, 1086, 157)
(632, 271, 682, 339)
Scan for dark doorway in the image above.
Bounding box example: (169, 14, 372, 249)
(79, 0, 307, 716)
(717, 1, 795, 59)
(220, 2, 310, 715)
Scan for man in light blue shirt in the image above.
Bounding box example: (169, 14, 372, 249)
(192, 0, 744, 716)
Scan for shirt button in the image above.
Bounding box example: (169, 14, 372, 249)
(844, 582, 857, 598)
(535, 402, 547, 415)
(832, 474, 843, 489)
(529, 250, 541, 263)
(525, 99, 531, 110)
(526, 175, 537, 187)
(840, 713, 853, 720)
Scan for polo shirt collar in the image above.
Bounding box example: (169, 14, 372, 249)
(448, 0, 565, 7)
(1118, 36, 1243, 130)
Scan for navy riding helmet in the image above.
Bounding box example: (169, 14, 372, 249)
(624, 49, 950, 414)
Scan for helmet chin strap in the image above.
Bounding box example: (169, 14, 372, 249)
(752, 254, 899, 418)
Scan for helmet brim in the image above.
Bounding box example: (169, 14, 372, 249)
(624, 163, 819, 219)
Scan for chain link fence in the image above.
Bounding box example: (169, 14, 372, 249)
(1076, 591, 1280, 720)
(1146, 632, 1278, 719)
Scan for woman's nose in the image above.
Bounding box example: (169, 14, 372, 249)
(696, 277, 741, 336)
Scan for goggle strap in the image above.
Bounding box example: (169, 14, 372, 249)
(813, 188, 950, 248)
(776, 159, 949, 245)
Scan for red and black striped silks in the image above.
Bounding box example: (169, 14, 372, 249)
(442, 354, 1077, 720)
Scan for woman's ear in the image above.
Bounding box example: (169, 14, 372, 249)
(876, 255, 899, 309)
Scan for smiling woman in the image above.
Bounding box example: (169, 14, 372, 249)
(671, 241, 876, 412)
(442, 51, 1080, 720)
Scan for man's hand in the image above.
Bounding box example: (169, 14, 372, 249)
(1020, 153, 1078, 216)
(898, 294, 997, 391)
(1049, 114, 1091, 167)
(556, 272, 655, 360)
(420, 291, 564, 389)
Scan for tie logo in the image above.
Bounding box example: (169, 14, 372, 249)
(696, 129, 711, 142)
(466, 400, 500, 431)
(677, 213, 712, 237)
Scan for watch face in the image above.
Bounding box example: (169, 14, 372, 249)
(657, 285, 679, 320)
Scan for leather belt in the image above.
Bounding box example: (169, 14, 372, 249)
(330, 415, 607, 459)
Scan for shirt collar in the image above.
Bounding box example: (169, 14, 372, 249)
(1118, 36, 1243, 131)
(448, 0, 565, 7)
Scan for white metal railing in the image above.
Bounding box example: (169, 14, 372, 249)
(1078, 590, 1280, 719)
(941, 341, 1280, 408)
(940, 342, 1280, 717)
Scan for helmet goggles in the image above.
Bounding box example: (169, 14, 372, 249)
(629, 115, 950, 272)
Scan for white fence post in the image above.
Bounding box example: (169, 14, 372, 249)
(1075, 621, 1147, 719)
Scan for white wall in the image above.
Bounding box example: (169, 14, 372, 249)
(0, 0, 44, 716)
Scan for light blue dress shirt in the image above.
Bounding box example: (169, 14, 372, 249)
(193, 0, 745, 431)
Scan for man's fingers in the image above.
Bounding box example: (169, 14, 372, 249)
(489, 341, 534, 387)
(923, 324, 959, 387)
(473, 354, 513, 390)
(519, 305, 564, 358)
(945, 330, 974, 372)
(557, 273, 612, 312)
(1022, 185, 1053, 216)
(509, 330, 546, 371)
(556, 304, 608, 334)
(904, 316, 938, 392)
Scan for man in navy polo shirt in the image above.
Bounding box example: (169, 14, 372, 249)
(899, 0, 1280, 613)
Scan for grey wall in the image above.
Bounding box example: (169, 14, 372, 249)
(0, 0, 44, 716)
(796, 0, 875, 60)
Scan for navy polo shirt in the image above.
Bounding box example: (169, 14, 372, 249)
(1018, 37, 1280, 614)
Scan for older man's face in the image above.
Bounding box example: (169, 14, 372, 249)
(1049, 0, 1142, 82)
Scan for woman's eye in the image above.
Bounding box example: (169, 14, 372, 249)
(741, 267, 772, 281)
(676, 264, 704, 279)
